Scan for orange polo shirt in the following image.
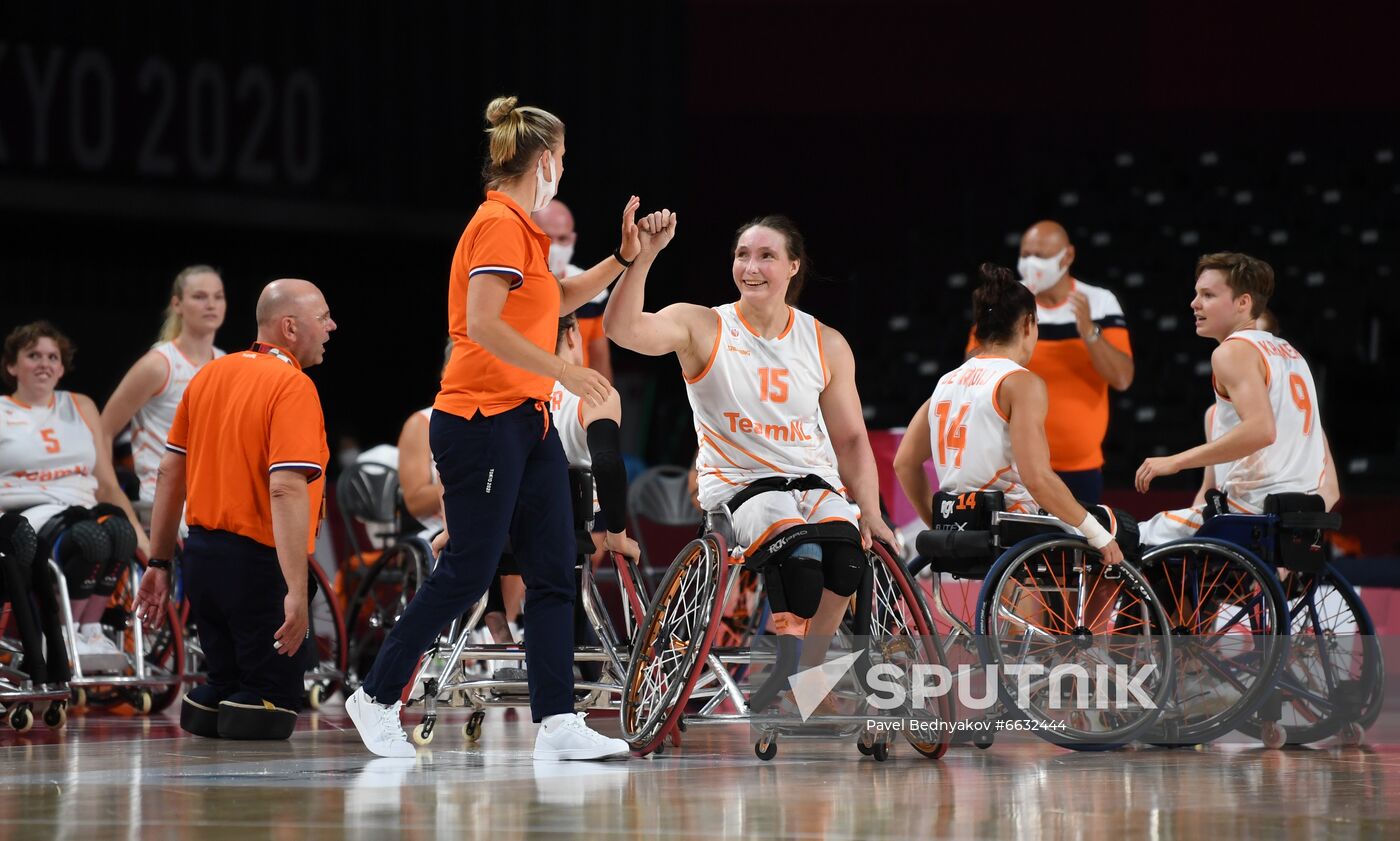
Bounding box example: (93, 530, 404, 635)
(435, 190, 561, 419)
(167, 343, 328, 553)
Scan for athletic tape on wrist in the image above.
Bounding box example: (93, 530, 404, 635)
(1077, 512, 1113, 550)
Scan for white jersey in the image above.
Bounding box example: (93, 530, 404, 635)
(928, 356, 1036, 514)
(0, 391, 99, 511)
(688, 304, 842, 511)
(550, 381, 590, 469)
(131, 341, 224, 501)
(1210, 330, 1328, 513)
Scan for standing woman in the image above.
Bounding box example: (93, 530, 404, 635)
(102, 266, 227, 510)
(347, 96, 639, 761)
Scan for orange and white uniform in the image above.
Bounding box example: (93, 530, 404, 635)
(928, 356, 1037, 514)
(0, 391, 99, 529)
(1140, 329, 1328, 544)
(686, 304, 855, 553)
(130, 341, 224, 502)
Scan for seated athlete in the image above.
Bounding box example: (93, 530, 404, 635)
(1, 321, 148, 667)
(1136, 253, 1331, 541)
(894, 264, 1125, 562)
(603, 209, 895, 706)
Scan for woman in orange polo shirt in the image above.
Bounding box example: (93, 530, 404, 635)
(348, 96, 640, 761)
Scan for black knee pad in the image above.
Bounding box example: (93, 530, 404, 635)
(0, 512, 37, 567)
(822, 541, 868, 598)
(57, 520, 112, 598)
(180, 685, 227, 738)
(216, 691, 297, 740)
(764, 549, 825, 619)
(92, 505, 136, 594)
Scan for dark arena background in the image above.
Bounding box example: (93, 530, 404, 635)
(3, 2, 1400, 839)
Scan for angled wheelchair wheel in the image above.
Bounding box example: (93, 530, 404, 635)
(344, 539, 430, 693)
(977, 535, 1174, 750)
(621, 535, 729, 754)
(1236, 565, 1383, 746)
(1139, 538, 1289, 746)
(306, 559, 348, 703)
(867, 541, 952, 759)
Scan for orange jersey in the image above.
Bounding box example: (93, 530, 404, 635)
(966, 279, 1131, 471)
(167, 343, 328, 553)
(436, 191, 560, 419)
(576, 314, 605, 369)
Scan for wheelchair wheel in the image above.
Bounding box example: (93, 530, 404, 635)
(344, 539, 430, 693)
(1236, 565, 1383, 746)
(976, 535, 1174, 749)
(94, 563, 186, 714)
(621, 535, 729, 754)
(1139, 538, 1289, 746)
(305, 559, 348, 702)
(868, 541, 952, 759)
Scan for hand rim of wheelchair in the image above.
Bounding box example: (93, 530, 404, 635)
(621, 534, 730, 752)
(1136, 537, 1291, 746)
(972, 533, 1175, 749)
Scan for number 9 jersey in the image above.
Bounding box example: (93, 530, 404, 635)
(1211, 329, 1328, 513)
(928, 355, 1037, 514)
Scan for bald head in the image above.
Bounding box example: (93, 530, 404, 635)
(1020, 220, 1070, 256)
(255, 278, 336, 367)
(533, 199, 575, 239)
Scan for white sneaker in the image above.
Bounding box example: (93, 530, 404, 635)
(80, 624, 122, 656)
(346, 687, 417, 758)
(533, 712, 630, 761)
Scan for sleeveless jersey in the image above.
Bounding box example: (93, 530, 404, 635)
(131, 341, 225, 501)
(687, 304, 841, 511)
(0, 391, 100, 510)
(1210, 330, 1327, 513)
(550, 380, 591, 469)
(928, 356, 1036, 513)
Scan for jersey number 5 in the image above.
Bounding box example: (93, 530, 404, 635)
(934, 401, 970, 468)
(1288, 373, 1314, 435)
(40, 428, 61, 454)
(758, 368, 789, 403)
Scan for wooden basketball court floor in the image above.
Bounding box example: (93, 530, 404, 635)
(2, 704, 1397, 840)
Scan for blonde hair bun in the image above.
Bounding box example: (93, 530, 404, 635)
(485, 96, 519, 127)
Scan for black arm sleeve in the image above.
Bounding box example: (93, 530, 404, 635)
(585, 419, 628, 534)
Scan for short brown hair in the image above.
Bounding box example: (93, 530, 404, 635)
(1195, 252, 1274, 317)
(3, 321, 75, 388)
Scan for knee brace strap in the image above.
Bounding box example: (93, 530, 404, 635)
(744, 519, 862, 573)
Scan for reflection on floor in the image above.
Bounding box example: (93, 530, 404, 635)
(2, 704, 1398, 840)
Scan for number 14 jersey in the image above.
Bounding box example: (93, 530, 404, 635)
(929, 355, 1035, 514)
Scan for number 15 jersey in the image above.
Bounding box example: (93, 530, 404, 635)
(687, 304, 842, 511)
(929, 355, 1036, 514)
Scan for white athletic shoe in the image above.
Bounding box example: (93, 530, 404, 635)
(80, 624, 122, 656)
(346, 687, 417, 758)
(533, 712, 630, 761)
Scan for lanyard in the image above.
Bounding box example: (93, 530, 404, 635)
(250, 342, 295, 366)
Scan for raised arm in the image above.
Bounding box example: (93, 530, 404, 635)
(817, 325, 894, 549)
(893, 400, 935, 528)
(1003, 372, 1123, 564)
(602, 210, 714, 371)
(558, 196, 641, 314)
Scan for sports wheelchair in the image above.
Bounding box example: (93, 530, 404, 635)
(620, 503, 952, 762)
(401, 467, 651, 746)
(1153, 492, 1382, 748)
(911, 491, 1177, 750)
(1, 513, 71, 731)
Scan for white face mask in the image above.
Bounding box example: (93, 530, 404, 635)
(532, 152, 559, 212)
(548, 241, 574, 277)
(1017, 248, 1069, 295)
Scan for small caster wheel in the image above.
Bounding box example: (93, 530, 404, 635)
(71, 687, 87, 710)
(306, 683, 325, 710)
(669, 727, 683, 748)
(676, 718, 687, 733)
(857, 732, 875, 755)
(130, 690, 153, 715)
(654, 740, 665, 756)
(1340, 722, 1365, 747)
(1260, 721, 1286, 750)
(464, 710, 485, 742)
(872, 742, 890, 762)
(755, 739, 777, 761)
(43, 702, 67, 730)
(10, 704, 34, 733)
(411, 721, 435, 746)
(974, 731, 995, 750)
